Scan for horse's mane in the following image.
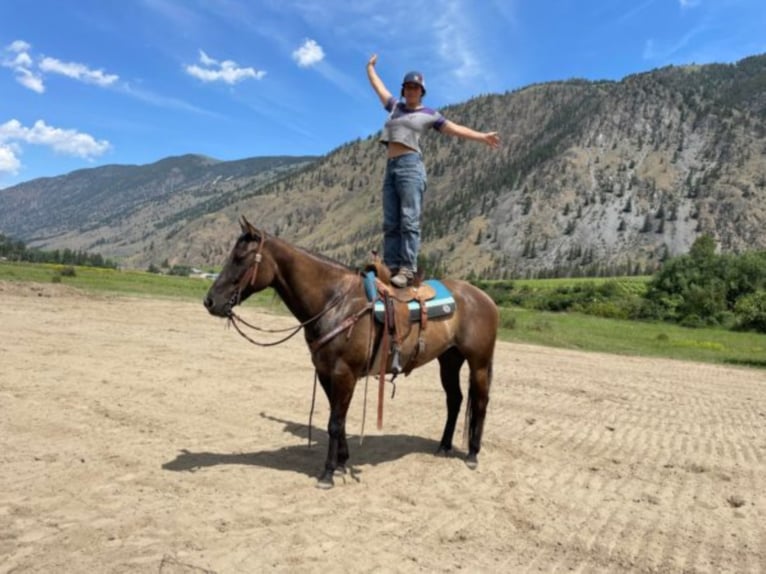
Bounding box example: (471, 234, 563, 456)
(273, 234, 356, 274)
(256, 228, 388, 280)
(291, 241, 394, 283)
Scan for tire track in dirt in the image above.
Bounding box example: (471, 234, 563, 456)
(486, 345, 766, 572)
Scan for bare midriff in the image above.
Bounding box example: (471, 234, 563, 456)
(387, 141, 417, 158)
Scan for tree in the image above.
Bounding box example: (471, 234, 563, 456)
(689, 234, 716, 261)
(641, 235, 766, 328)
(734, 291, 766, 333)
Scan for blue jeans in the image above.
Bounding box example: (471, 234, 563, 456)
(382, 153, 426, 272)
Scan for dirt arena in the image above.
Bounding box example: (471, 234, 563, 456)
(1, 280, 765, 573)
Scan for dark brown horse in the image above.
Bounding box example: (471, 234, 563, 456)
(204, 216, 498, 488)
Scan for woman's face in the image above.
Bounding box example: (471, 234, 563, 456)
(403, 82, 423, 106)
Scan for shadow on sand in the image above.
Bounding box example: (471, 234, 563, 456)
(162, 412, 446, 479)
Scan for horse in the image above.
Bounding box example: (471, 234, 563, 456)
(203, 216, 499, 488)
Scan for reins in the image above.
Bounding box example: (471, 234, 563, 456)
(227, 315, 306, 347)
(227, 232, 355, 347)
(225, 234, 396, 446)
(228, 288, 359, 347)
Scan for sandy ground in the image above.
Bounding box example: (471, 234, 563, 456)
(1, 280, 765, 573)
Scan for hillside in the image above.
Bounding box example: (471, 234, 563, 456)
(0, 154, 316, 260)
(2, 54, 766, 278)
(169, 54, 766, 278)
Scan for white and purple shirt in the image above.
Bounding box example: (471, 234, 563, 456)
(380, 96, 446, 155)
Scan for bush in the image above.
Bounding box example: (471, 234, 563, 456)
(642, 236, 766, 328)
(574, 300, 630, 320)
(679, 313, 707, 328)
(476, 280, 517, 307)
(168, 265, 192, 276)
(499, 308, 516, 330)
(52, 267, 76, 282)
(734, 291, 766, 333)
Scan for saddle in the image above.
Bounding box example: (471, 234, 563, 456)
(360, 257, 457, 429)
(361, 258, 456, 324)
(361, 266, 456, 375)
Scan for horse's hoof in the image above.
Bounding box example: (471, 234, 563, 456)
(316, 471, 335, 489)
(465, 455, 478, 470)
(435, 446, 453, 457)
(316, 477, 334, 489)
(334, 465, 347, 477)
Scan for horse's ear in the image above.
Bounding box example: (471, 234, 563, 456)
(239, 215, 260, 238)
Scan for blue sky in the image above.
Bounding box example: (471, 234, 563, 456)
(1, 0, 764, 188)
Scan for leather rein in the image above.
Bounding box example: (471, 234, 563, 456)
(227, 234, 371, 350)
(225, 233, 391, 439)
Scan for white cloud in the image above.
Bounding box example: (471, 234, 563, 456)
(2, 40, 45, 93)
(7, 39, 31, 53)
(0, 144, 22, 175)
(434, 2, 482, 82)
(3, 39, 119, 92)
(0, 119, 111, 160)
(8, 50, 32, 68)
(643, 21, 709, 62)
(118, 83, 220, 116)
(198, 49, 217, 67)
(39, 57, 119, 87)
(292, 39, 325, 68)
(185, 50, 265, 84)
(15, 68, 45, 93)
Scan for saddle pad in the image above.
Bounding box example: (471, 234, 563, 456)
(373, 279, 456, 323)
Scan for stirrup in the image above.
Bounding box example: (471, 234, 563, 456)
(391, 346, 402, 374)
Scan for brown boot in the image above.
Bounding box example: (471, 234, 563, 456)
(390, 268, 414, 288)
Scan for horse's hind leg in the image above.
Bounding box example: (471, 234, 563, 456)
(436, 347, 465, 455)
(466, 359, 492, 469)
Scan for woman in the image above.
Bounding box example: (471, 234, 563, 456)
(366, 53, 501, 288)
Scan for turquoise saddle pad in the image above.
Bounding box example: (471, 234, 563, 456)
(363, 272, 456, 323)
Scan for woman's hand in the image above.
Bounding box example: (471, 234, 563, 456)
(366, 53, 391, 105)
(483, 131, 501, 148)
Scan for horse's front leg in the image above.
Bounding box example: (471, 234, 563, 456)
(317, 370, 355, 489)
(437, 348, 465, 455)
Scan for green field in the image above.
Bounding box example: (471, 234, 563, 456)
(2, 261, 764, 369)
(501, 307, 766, 368)
(0, 261, 275, 307)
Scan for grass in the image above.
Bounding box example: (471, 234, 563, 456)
(3, 261, 765, 369)
(501, 307, 766, 368)
(510, 275, 651, 291)
(0, 261, 275, 306)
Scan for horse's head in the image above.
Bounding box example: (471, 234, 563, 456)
(203, 216, 275, 317)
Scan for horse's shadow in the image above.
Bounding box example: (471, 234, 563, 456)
(162, 412, 446, 479)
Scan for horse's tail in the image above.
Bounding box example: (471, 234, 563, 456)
(487, 358, 494, 389)
(462, 395, 471, 450)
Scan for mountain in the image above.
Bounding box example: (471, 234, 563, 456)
(2, 54, 766, 278)
(0, 154, 316, 260)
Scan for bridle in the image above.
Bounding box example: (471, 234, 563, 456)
(226, 232, 367, 348)
(232, 231, 266, 308)
(222, 234, 390, 442)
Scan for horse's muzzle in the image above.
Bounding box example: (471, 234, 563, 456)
(203, 295, 230, 317)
